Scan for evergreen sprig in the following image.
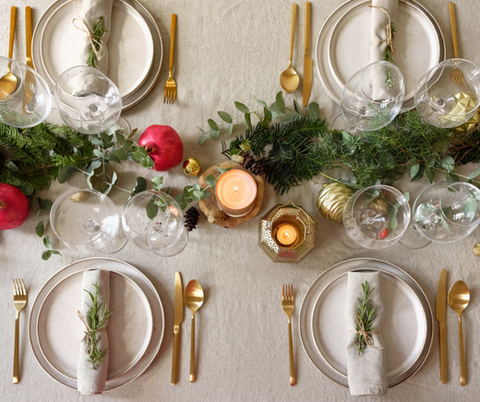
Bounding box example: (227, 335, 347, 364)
(87, 17, 108, 68)
(355, 281, 376, 355)
(83, 283, 114, 370)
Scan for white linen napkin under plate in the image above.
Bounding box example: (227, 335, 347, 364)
(77, 269, 110, 395)
(76, 0, 113, 74)
(345, 271, 387, 396)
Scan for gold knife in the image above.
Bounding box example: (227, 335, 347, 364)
(303, 2, 312, 106)
(171, 272, 184, 385)
(25, 7, 34, 70)
(436, 268, 448, 383)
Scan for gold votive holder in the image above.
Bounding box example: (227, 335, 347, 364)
(258, 201, 317, 263)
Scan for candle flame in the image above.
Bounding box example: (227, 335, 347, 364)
(234, 186, 238, 196)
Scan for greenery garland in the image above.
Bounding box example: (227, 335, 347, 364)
(199, 92, 480, 194)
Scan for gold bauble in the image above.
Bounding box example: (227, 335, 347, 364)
(207, 208, 226, 224)
(316, 182, 353, 221)
(182, 157, 202, 177)
(473, 241, 480, 256)
(369, 198, 389, 215)
(69, 191, 90, 203)
(455, 109, 480, 133)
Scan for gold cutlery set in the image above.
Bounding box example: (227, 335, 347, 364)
(436, 269, 471, 385)
(282, 284, 296, 386)
(280, 2, 312, 106)
(171, 272, 204, 384)
(164, 13, 177, 104)
(12, 278, 27, 384)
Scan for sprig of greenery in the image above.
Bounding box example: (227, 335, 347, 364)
(87, 17, 108, 68)
(384, 23, 397, 87)
(355, 281, 377, 355)
(83, 283, 114, 370)
(34, 197, 61, 260)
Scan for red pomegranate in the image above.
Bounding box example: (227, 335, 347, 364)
(0, 183, 30, 230)
(139, 125, 184, 171)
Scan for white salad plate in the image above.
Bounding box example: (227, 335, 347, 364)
(300, 258, 433, 389)
(29, 257, 165, 391)
(316, 0, 445, 110)
(33, 0, 162, 110)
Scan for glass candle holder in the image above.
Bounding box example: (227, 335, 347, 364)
(215, 169, 257, 217)
(258, 201, 317, 263)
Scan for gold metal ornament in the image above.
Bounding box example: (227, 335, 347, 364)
(69, 191, 90, 203)
(207, 208, 226, 224)
(455, 109, 480, 133)
(258, 201, 316, 263)
(316, 182, 353, 221)
(439, 91, 478, 125)
(473, 241, 480, 256)
(369, 198, 389, 215)
(182, 157, 202, 177)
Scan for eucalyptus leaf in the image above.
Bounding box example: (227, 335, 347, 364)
(175, 194, 187, 210)
(388, 205, 398, 230)
(43, 236, 53, 249)
(279, 113, 301, 124)
(42, 250, 52, 261)
(218, 111, 233, 123)
(440, 156, 455, 172)
(193, 190, 204, 200)
(260, 107, 272, 128)
(293, 99, 302, 115)
(109, 153, 121, 164)
(85, 159, 102, 175)
(206, 174, 217, 189)
(275, 92, 285, 114)
(152, 175, 164, 191)
(467, 167, 480, 180)
(308, 102, 320, 118)
(411, 164, 425, 181)
(116, 147, 128, 161)
(240, 140, 251, 152)
(115, 132, 126, 146)
(217, 166, 232, 174)
(231, 154, 244, 163)
(38, 198, 53, 212)
(410, 163, 420, 179)
(146, 198, 159, 219)
(235, 101, 249, 114)
(209, 129, 220, 139)
(35, 221, 45, 237)
(93, 149, 104, 159)
(131, 177, 147, 197)
(228, 123, 234, 135)
(254, 96, 267, 108)
(201, 191, 211, 200)
(245, 113, 252, 132)
(446, 172, 460, 182)
(198, 132, 207, 144)
(208, 119, 219, 131)
(57, 165, 78, 183)
(425, 168, 435, 184)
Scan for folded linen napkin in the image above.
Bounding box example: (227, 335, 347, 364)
(77, 0, 113, 74)
(345, 271, 387, 396)
(77, 269, 110, 395)
(370, 0, 398, 100)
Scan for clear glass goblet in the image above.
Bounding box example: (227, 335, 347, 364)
(342, 184, 411, 249)
(50, 188, 127, 253)
(341, 61, 405, 132)
(54, 65, 122, 135)
(414, 59, 480, 128)
(410, 181, 480, 243)
(122, 190, 188, 257)
(0, 56, 52, 128)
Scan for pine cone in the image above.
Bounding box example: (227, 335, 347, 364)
(242, 154, 264, 176)
(184, 206, 200, 232)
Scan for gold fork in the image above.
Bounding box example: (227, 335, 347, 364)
(282, 284, 296, 386)
(13, 278, 27, 384)
(164, 14, 177, 104)
(448, 3, 468, 91)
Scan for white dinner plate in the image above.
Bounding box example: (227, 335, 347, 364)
(37, 270, 153, 381)
(300, 258, 433, 389)
(316, 0, 445, 110)
(33, 0, 163, 110)
(29, 258, 165, 391)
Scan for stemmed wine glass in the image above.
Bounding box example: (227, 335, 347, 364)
(0, 57, 52, 128)
(53, 65, 122, 135)
(342, 184, 411, 249)
(414, 59, 480, 128)
(340, 61, 405, 133)
(122, 190, 188, 257)
(50, 188, 127, 253)
(401, 182, 480, 247)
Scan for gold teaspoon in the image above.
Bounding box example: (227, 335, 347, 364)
(448, 280, 470, 385)
(184, 280, 204, 382)
(280, 4, 300, 94)
(0, 7, 18, 98)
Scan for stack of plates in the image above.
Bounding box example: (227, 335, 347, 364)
(300, 258, 433, 388)
(316, 0, 445, 109)
(29, 258, 165, 391)
(32, 0, 163, 110)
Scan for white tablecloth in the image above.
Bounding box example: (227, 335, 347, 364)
(1, 0, 479, 401)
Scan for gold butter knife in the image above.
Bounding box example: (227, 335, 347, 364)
(171, 272, 184, 385)
(23, 6, 34, 112)
(303, 2, 313, 106)
(436, 268, 448, 383)
(25, 6, 34, 70)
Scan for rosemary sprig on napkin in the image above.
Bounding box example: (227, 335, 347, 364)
(87, 17, 108, 68)
(354, 281, 377, 355)
(84, 283, 114, 370)
(384, 23, 397, 87)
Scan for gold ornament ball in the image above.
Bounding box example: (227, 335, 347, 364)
(316, 182, 353, 221)
(182, 157, 202, 177)
(207, 208, 226, 224)
(69, 191, 90, 203)
(369, 198, 389, 215)
(473, 241, 480, 256)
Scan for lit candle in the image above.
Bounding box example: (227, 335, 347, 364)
(215, 169, 257, 217)
(275, 223, 299, 247)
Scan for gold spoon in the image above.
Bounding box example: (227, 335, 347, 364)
(0, 7, 18, 98)
(184, 279, 204, 383)
(448, 280, 470, 385)
(280, 4, 300, 94)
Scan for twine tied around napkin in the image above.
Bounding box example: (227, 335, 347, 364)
(353, 313, 384, 351)
(369, 5, 397, 56)
(72, 17, 105, 62)
(77, 310, 98, 357)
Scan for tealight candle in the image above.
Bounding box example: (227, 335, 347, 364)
(275, 223, 299, 247)
(215, 169, 257, 217)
